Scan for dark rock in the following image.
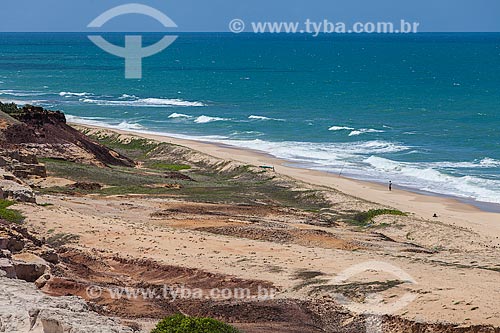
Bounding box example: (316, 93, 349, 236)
(12, 164, 47, 178)
(0, 236, 9, 250)
(34, 273, 51, 289)
(69, 182, 102, 191)
(0, 180, 36, 203)
(164, 171, 195, 181)
(0, 249, 12, 259)
(2, 104, 135, 168)
(0, 258, 16, 278)
(40, 249, 59, 264)
(13, 259, 49, 282)
(8, 237, 25, 253)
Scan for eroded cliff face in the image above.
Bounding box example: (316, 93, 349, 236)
(0, 104, 135, 168)
(0, 149, 44, 203)
(0, 276, 134, 333)
(0, 220, 137, 333)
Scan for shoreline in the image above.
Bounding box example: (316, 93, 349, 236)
(71, 122, 500, 237)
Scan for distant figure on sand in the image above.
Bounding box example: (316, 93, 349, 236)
(389, 181, 392, 191)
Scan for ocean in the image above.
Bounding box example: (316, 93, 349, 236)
(1, 33, 499, 208)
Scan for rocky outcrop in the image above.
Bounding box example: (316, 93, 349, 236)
(0, 258, 16, 278)
(0, 276, 134, 333)
(0, 149, 45, 203)
(0, 222, 135, 333)
(12, 253, 50, 282)
(0, 224, 50, 281)
(0, 178, 36, 203)
(0, 104, 135, 168)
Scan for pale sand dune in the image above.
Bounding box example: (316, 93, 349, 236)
(19, 195, 500, 326)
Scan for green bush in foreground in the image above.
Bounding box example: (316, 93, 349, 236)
(0, 199, 25, 223)
(151, 314, 240, 333)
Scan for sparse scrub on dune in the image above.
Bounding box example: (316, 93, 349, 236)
(151, 314, 240, 333)
(46, 233, 80, 248)
(348, 209, 407, 227)
(0, 199, 25, 224)
(146, 161, 192, 171)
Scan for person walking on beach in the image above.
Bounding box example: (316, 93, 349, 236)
(389, 181, 392, 191)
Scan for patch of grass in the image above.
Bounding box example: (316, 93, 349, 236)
(0, 199, 25, 223)
(294, 270, 325, 280)
(267, 265, 284, 274)
(348, 209, 407, 227)
(40, 158, 166, 188)
(312, 280, 404, 301)
(292, 278, 329, 292)
(146, 161, 191, 171)
(292, 270, 328, 291)
(46, 233, 80, 247)
(151, 314, 240, 333)
(99, 185, 182, 196)
(84, 133, 162, 160)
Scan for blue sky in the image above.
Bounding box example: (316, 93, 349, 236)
(0, 0, 499, 32)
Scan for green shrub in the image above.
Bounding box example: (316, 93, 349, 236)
(151, 314, 240, 333)
(147, 162, 191, 171)
(0, 101, 20, 114)
(349, 209, 406, 227)
(0, 199, 25, 223)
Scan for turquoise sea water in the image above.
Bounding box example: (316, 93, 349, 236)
(1, 33, 499, 207)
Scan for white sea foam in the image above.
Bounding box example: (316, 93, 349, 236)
(168, 113, 192, 119)
(0, 89, 49, 97)
(479, 158, 500, 168)
(66, 115, 229, 141)
(115, 121, 145, 130)
(348, 128, 385, 136)
(59, 91, 91, 97)
(364, 156, 500, 204)
(0, 98, 46, 105)
(248, 115, 285, 121)
(194, 115, 230, 124)
(427, 158, 500, 169)
(80, 97, 205, 107)
(66, 115, 143, 131)
(65, 115, 109, 127)
(328, 126, 354, 131)
(119, 94, 137, 99)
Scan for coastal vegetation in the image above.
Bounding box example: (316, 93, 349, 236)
(0, 199, 24, 223)
(40, 131, 333, 213)
(349, 209, 407, 227)
(151, 314, 240, 333)
(0, 102, 20, 115)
